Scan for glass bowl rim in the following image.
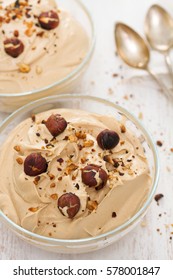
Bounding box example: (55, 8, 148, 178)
(0, 94, 160, 245)
(0, 0, 96, 98)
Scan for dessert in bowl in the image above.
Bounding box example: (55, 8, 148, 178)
(0, 0, 94, 112)
(0, 95, 159, 253)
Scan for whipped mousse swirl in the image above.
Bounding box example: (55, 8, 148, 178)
(0, 0, 89, 93)
(0, 108, 151, 239)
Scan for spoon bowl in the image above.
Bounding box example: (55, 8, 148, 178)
(145, 5, 173, 84)
(115, 23, 150, 69)
(145, 4, 173, 52)
(115, 22, 171, 99)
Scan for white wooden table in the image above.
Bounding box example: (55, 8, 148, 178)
(0, 0, 173, 260)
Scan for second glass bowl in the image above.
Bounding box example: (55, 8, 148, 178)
(0, 0, 95, 113)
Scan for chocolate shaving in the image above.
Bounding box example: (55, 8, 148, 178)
(112, 212, 117, 218)
(154, 193, 164, 205)
(14, 0, 20, 8)
(156, 140, 163, 147)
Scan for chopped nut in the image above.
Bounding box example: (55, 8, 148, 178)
(87, 200, 98, 211)
(128, 170, 134, 175)
(120, 124, 126, 133)
(13, 30, 19, 37)
(48, 173, 55, 180)
(25, 21, 33, 29)
(16, 157, 23, 165)
(36, 65, 42, 75)
(14, 145, 21, 152)
(75, 131, 86, 139)
(68, 134, 78, 143)
(138, 112, 143, 120)
(81, 157, 87, 164)
(28, 207, 39, 212)
(18, 63, 31, 73)
(50, 183, 56, 188)
(65, 163, 78, 175)
(33, 176, 40, 186)
(50, 193, 58, 200)
(31, 114, 36, 122)
(83, 140, 94, 147)
(36, 31, 44, 37)
(25, 28, 35, 37)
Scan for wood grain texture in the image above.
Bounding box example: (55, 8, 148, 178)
(0, 0, 173, 260)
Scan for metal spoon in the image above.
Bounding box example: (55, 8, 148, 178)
(115, 22, 171, 99)
(145, 5, 173, 83)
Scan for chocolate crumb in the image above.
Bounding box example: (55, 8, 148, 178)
(112, 73, 118, 78)
(57, 158, 64, 164)
(31, 114, 36, 122)
(36, 133, 40, 137)
(112, 212, 117, 218)
(154, 193, 164, 205)
(156, 140, 163, 147)
(74, 183, 80, 190)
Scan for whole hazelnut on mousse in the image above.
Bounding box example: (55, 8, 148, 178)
(97, 129, 120, 150)
(38, 10, 59, 30)
(24, 153, 48, 176)
(4, 38, 24, 58)
(82, 164, 108, 190)
(58, 193, 80, 219)
(45, 114, 67, 137)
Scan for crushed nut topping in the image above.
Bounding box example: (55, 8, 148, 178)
(87, 200, 98, 211)
(18, 63, 30, 73)
(28, 207, 39, 212)
(16, 157, 23, 164)
(14, 145, 21, 152)
(50, 193, 58, 200)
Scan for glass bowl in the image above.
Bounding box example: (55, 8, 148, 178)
(0, 94, 159, 254)
(0, 0, 95, 113)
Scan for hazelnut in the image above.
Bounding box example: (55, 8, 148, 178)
(4, 38, 24, 58)
(38, 10, 59, 30)
(82, 164, 108, 190)
(24, 153, 48, 176)
(58, 193, 80, 219)
(97, 129, 120, 150)
(45, 114, 67, 137)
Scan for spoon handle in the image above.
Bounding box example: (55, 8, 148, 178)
(146, 66, 172, 100)
(165, 50, 173, 87)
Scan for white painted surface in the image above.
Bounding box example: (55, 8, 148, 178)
(0, 0, 173, 260)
